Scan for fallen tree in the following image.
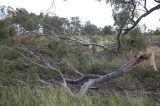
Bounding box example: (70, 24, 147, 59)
(42, 22, 108, 50)
(7, 46, 157, 96)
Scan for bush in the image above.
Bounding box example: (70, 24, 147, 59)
(0, 21, 15, 39)
(121, 27, 150, 54)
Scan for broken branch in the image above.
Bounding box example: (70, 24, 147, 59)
(7, 47, 157, 96)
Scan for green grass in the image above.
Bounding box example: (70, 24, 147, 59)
(0, 86, 157, 106)
(70, 34, 116, 44)
(151, 35, 160, 41)
(0, 35, 160, 106)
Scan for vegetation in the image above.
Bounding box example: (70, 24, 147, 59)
(0, 0, 160, 105)
(0, 87, 158, 106)
(0, 33, 160, 105)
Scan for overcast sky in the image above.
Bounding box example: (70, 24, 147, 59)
(1, 0, 160, 30)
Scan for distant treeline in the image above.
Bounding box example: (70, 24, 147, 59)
(0, 6, 160, 38)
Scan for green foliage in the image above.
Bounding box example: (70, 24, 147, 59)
(121, 27, 150, 54)
(0, 21, 10, 40)
(12, 8, 39, 31)
(154, 28, 160, 35)
(24, 19, 39, 31)
(70, 17, 82, 35)
(89, 35, 102, 43)
(0, 17, 159, 105)
(47, 40, 71, 59)
(82, 21, 100, 35)
(110, 0, 140, 32)
(9, 26, 16, 37)
(113, 8, 130, 29)
(152, 35, 160, 41)
(0, 20, 16, 45)
(102, 25, 114, 35)
(43, 15, 69, 35)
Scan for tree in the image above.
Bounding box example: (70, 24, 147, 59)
(121, 27, 150, 53)
(0, 6, 15, 41)
(154, 27, 160, 35)
(60, 17, 70, 34)
(17, 44, 157, 96)
(70, 17, 82, 35)
(102, 25, 114, 35)
(42, 15, 68, 35)
(98, 0, 160, 51)
(0, 20, 16, 47)
(82, 21, 99, 35)
(12, 8, 40, 32)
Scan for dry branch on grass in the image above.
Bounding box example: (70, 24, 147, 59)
(7, 47, 157, 96)
(42, 22, 107, 50)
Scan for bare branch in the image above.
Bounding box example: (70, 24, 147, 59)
(16, 80, 29, 86)
(130, 1, 136, 24)
(136, 9, 146, 12)
(37, 78, 53, 85)
(144, 0, 148, 11)
(115, 1, 160, 51)
(11, 48, 49, 69)
(154, 0, 160, 3)
(41, 22, 107, 50)
(77, 54, 152, 96)
(65, 74, 101, 84)
(18, 47, 101, 85)
(44, 0, 56, 15)
(7, 47, 157, 96)
(62, 59, 84, 77)
(123, 4, 160, 36)
(139, 0, 148, 12)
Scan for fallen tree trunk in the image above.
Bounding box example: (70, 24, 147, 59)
(8, 47, 157, 96)
(77, 55, 153, 96)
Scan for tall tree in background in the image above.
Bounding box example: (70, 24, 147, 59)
(0, 20, 13, 40)
(102, 25, 114, 35)
(12, 8, 40, 32)
(98, 0, 160, 51)
(82, 21, 99, 35)
(154, 27, 160, 35)
(0, 6, 15, 41)
(42, 14, 71, 35)
(70, 17, 82, 35)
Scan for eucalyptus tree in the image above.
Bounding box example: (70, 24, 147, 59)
(154, 27, 160, 35)
(70, 17, 82, 35)
(82, 21, 100, 35)
(98, 0, 160, 51)
(11, 8, 40, 33)
(0, 6, 15, 41)
(102, 25, 114, 35)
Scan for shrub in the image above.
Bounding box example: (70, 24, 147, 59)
(0, 20, 16, 41)
(121, 27, 150, 54)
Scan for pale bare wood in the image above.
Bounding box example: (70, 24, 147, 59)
(7, 47, 158, 96)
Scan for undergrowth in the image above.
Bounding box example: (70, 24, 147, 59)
(0, 86, 158, 106)
(0, 35, 160, 105)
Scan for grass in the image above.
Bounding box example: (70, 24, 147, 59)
(0, 86, 157, 106)
(0, 34, 160, 105)
(151, 35, 160, 41)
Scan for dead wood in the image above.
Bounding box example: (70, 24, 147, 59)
(42, 22, 107, 50)
(7, 47, 157, 96)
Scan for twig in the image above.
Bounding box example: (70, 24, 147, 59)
(62, 59, 84, 77)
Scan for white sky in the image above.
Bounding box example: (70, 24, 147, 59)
(0, 0, 160, 30)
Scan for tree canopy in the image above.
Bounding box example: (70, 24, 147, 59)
(98, 0, 160, 50)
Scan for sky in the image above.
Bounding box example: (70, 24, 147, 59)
(0, 0, 160, 30)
